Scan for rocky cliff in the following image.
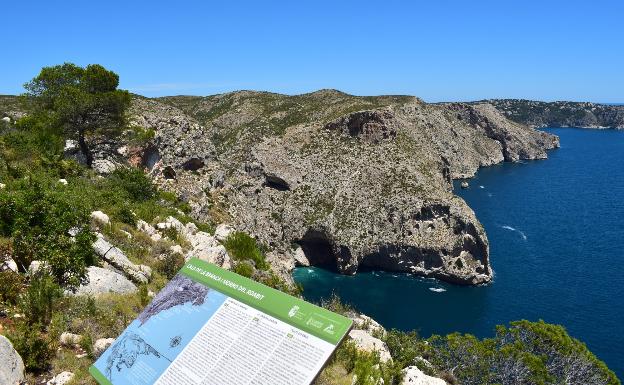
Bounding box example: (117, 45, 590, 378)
(119, 90, 559, 285)
(479, 99, 624, 129)
(1, 91, 559, 285)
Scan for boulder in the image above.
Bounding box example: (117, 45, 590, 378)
(190, 243, 231, 269)
(348, 329, 392, 363)
(0, 258, 18, 273)
(28, 260, 50, 275)
(91, 210, 110, 225)
(0, 182, 5, 189)
(93, 234, 151, 283)
(47, 371, 75, 385)
(137, 220, 162, 242)
(0, 335, 25, 385)
(214, 223, 235, 242)
(350, 314, 386, 335)
(157, 216, 184, 232)
(460, 181, 469, 189)
(1, 116, 10, 123)
(400, 366, 446, 385)
(93, 338, 115, 358)
(58, 178, 68, 185)
(170, 245, 184, 255)
(72, 266, 138, 296)
(59, 332, 82, 346)
(92, 159, 117, 174)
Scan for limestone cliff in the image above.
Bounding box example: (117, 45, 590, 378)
(124, 90, 558, 285)
(479, 99, 624, 129)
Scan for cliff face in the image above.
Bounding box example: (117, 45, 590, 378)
(1, 91, 559, 285)
(122, 91, 559, 285)
(480, 99, 624, 129)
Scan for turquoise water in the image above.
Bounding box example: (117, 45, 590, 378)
(293, 128, 624, 378)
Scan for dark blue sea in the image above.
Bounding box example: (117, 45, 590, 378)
(293, 128, 624, 378)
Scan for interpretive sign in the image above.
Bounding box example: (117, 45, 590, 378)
(90, 258, 353, 385)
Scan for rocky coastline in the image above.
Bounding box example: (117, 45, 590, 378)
(476, 99, 624, 129)
(2, 91, 561, 285)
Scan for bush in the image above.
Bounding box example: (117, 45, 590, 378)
(223, 231, 268, 270)
(8, 322, 55, 372)
(233, 261, 254, 278)
(156, 252, 185, 280)
(0, 270, 24, 305)
(109, 167, 155, 201)
(19, 273, 63, 326)
(0, 177, 96, 289)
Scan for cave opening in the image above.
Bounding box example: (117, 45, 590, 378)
(297, 230, 338, 271)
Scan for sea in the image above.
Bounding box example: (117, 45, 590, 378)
(293, 127, 624, 378)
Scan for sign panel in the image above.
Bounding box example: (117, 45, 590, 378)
(90, 258, 352, 385)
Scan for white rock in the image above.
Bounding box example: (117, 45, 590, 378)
(214, 223, 235, 242)
(137, 220, 161, 242)
(64, 139, 78, 152)
(58, 179, 68, 185)
(165, 216, 184, 231)
(0, 183, 5, 189)
(183, 222, 198, 238)
(120, 230, 133, 239)
(92, 159, 117, 174)
(93, 338, 115, 358)
(71, 266, 137, 296)
(93, 235, 150, 283)
(170, 245, 184, 255)
(0, 258, 18, 273)
(0, 335, 25, 385)
(28, 260, 50, 275)
(90, 210, 110, 225)
(293, 246, 310, 267)
(400, 366, 446, 385)
(191, 244, 231, 269)
(47, 371, 74, 385)
(1, 116, 10, 123)
(351, 314, 386, 335)
(348, 330, 392, 363)
(117, 146, 128, 156)
(59, 332, 81, 346)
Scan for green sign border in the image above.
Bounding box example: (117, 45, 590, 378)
(179, 258, 352, 345)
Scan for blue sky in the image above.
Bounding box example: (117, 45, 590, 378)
(3, 0, 623, 102)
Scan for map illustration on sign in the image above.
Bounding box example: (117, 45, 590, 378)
(90, 258, 352, 385)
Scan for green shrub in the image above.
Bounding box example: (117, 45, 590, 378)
(19, 273, 63, 326)
(0, 177, 96, 289)
(223, 231, 268, 270)
(233, 261, 254, 278)
(109, 167, 155, 201)
(156, 252, 185, 280)
(0, 270, 24, 305)
(114, 205, 137, 226)
(138, 284, 150, 307)
(8, 322, 55, 372)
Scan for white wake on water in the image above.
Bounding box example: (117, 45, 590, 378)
(429, 287, 446, 293)
(501, 225, 527, 240)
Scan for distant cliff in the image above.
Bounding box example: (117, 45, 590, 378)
(478, 99, 624, 129)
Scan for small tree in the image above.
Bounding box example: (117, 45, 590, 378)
(24, 63, 131, 167)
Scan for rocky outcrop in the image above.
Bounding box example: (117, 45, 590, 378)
(401, 366, 446, 385)
(0, 335, 25, 385)
(93, 234, 151, 283)
(478, 99, 624, 129)
(112, 91, 559, 285)
(46, 371, 74, 385)
(72, 266, 138, 296)
(348, 329, 392, 363)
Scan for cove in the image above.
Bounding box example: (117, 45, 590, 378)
(293, 128, 624, 378)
